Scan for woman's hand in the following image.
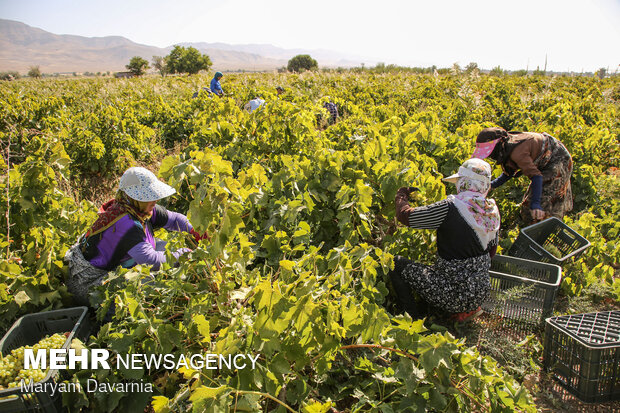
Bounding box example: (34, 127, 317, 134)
(530, 208, 545, 222)
(190, 228, 210, 242)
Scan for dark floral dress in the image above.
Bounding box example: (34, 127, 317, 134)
(400, 254, 491, 313)
(520, 133, 573, 224)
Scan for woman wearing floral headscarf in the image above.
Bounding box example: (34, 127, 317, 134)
(388, 158, 500, 322)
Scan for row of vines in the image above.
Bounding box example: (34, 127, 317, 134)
(1, 71, 619, 412)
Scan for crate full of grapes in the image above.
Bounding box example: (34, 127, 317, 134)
(0, 307, 90, 413)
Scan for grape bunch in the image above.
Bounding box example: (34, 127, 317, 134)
(0, 333, 67, 390)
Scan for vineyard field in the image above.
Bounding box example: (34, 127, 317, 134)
(1, 71, 619, 412)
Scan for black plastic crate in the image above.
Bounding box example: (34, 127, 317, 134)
(508, 217, 590, 266)
(482, 255, 562, 325)
(0, 307, 90, 413)
(544, 311, 620, 403)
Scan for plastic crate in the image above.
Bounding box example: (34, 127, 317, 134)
(543, 311, 620, 403)
(482, 255, 562, 325)
(508, 217, 590, 266)
(0, 307, 90, 413)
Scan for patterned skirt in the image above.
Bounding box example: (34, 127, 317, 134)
(521, 134, 573, 224)
(400, 254, 491, 313)
(64, 243, 109, 306)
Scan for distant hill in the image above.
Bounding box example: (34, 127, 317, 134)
(0, 19, 369, 74)
(0, 19, 167, 73)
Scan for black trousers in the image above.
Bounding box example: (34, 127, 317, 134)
(387, 256, 429, 318)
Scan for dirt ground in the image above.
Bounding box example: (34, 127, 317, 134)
(448, 311, 620, 413)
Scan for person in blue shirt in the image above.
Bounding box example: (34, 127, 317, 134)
(210, 71, 224, 96)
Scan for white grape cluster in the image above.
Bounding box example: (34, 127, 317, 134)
(0, 333, 67, 390)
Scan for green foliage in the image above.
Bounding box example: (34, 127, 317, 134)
(165, 45, 212, 75)
(125, 56, 150, 76)
(287, 54, 318, 73)
(489, 66, 504, 76)
(465, 62, 479, 74)
(65, 151, 534, 413)
(0, 136, 97, 329)
(1, 71, 618, 412)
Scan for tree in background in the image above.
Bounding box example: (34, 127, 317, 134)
(287, 54, 318, 72)
(126, 56, 150, 76)
(465, 62, 479, 75)
(490, 66, 504, 76)
(165, 46, 212, 75)
(28, 66, 41, 78)
(152, 56, 167, 76)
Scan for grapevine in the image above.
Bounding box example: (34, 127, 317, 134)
(0, 71, 618, 412)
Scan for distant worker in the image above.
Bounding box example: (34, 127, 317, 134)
(276, 86, 285, 95)
(210, 71, 224, 97)
(472, 127, 573, 225)
(192, 87, 212, 99)
(323, 101, 338, 124)
(244, 97, 266, 113)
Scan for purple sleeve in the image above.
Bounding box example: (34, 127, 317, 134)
(127, 242, 191, 271)
(164, 211, 193, 233)
(127, 242, 167, 270)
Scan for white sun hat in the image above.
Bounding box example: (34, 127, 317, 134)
(118, 167, 176, 202)
(442, 158, 492, 184)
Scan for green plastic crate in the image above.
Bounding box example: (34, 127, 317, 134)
(0, 307, 90, 413)
(482, 255, 562, 325)
(544, 311, 620, 403)
(508, 217, 590, 266)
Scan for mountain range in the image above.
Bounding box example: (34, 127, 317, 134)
(0, 19, 371, 73)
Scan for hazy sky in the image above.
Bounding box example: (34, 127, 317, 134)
(1, 0, 619, 72)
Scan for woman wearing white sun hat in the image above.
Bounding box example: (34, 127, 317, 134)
(387, 158, 500, 322)
(65, 167, 207, 306)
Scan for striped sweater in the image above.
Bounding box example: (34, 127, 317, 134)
(395, 187, 497, 260)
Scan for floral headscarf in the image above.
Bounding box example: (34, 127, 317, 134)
(445, 159, 500, 249)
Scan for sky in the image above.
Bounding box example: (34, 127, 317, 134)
(1, 0, 619, 72)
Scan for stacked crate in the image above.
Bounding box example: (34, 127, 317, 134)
(543, 311, 620, 403)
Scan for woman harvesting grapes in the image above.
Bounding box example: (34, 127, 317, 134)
(388, 159, 500, 322)
(472, 127, 573, 224)
(64, 167, 206, 306)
